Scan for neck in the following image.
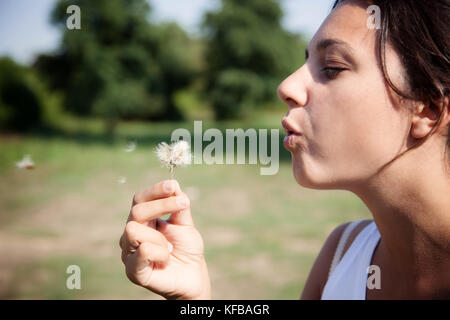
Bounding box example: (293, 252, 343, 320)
(350, 140, 450, 298)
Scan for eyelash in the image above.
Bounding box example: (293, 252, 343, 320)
(322, 67, 345, 80)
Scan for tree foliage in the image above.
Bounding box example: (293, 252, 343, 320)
(34, 0, 198, 131)
(30, 0, 308, 127)
(202, 0, 307, 119)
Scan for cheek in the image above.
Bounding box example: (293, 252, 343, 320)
(305, 76, 408, 178)
(344, 80, 409, 162)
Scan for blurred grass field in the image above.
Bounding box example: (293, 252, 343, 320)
(0, 113, 371, 299)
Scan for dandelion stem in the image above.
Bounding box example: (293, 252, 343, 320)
(169, 165, 174, 180)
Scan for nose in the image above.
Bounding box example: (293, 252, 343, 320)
(277, 67, 308, 108)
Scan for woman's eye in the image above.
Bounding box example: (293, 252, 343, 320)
(322, 67, 344, 80)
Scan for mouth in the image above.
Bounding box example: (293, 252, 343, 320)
(286, 130, 301, 136)
(281, 118, 302, 136)
(281, 118, 303, 150)
(283, 133, 302, 150)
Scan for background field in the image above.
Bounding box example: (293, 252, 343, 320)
(0, 114, 371, 299)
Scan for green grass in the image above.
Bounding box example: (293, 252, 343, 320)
(0, 114, 371, 299)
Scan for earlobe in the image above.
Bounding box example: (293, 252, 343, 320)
(409, 102, 440, 139)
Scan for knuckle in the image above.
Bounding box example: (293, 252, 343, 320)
(129, 204, 141, 222)
(125, 221, 138, 238)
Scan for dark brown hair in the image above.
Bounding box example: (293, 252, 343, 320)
(332, 0, 450, 173)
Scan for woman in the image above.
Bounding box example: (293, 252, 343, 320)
(119, 0, 449, 299)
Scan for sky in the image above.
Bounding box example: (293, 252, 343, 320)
(0, 0, 335, 65)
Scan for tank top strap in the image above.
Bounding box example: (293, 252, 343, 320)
(327, 219, 365, 280)
(321, 221, 380, 300)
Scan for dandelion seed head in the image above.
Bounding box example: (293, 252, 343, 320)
(155, 142, 172, 168)
(155, 140, 191, 171)
(170, 140, 191, 167)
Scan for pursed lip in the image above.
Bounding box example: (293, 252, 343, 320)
(281, 118, 302, 136)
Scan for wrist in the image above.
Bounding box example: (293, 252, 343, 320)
(177, 272, 211, 300)
(165, 283, 211, 300)
(166, 259, 211, 300)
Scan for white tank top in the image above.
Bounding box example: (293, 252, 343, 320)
(321, 220, 381, 300)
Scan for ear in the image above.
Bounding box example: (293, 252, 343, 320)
(410, 98, 449, 139)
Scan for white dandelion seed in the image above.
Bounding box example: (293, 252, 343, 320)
(124, 141, 137, 152)
(155, 140, 191, 179)
(15, 154, 35, 170)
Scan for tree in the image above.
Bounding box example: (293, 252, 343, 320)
(202, 0, 307, 119)
(34, 0, 197, 134)
(0, 58, 43, 132)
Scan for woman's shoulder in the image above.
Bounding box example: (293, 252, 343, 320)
(300, 219, 373, 299)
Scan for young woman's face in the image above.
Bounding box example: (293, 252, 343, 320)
(279, 0, 412, 191)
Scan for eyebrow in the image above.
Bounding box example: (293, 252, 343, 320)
(305, 38, 356, 64)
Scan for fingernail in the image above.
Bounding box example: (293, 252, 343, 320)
(168, 242, 173, 253)
(176, 196, 189, 208)
(163, 181, 174, 193)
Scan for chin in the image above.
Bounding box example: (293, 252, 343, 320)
(292, 158, 342, 191)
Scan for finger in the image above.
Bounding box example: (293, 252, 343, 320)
(129, 194, 190, 223)
(166, 190, 195, 226)
(121, 221, 169, 255)
(125, 242, 170, 285)
(132, 180, 181, 205)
